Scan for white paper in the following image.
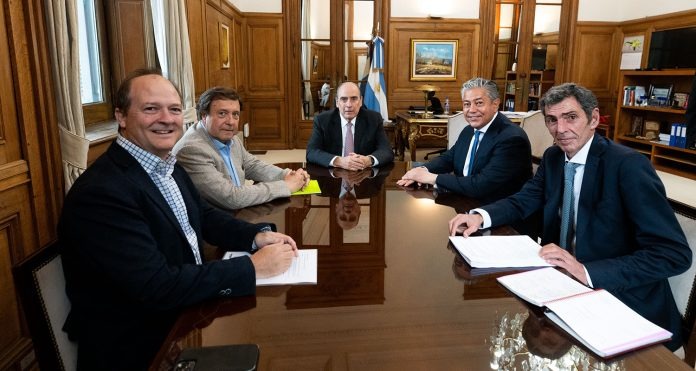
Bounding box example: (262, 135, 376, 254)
(224, 249, 318, 286)
(449, 235, 552, 268)
(496, 267, 592, 306)
(545, 289, 672, 357)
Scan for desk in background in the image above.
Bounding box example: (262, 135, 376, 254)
(394, 111, 527, 162)
(151, 162, 689, 371)
(394, 110, 448, 161)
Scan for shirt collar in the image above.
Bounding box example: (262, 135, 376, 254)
(116, 135, 176, 176)
(201, 121, 233, 151)
(341, 114, 356, 128)
(565, 135, 594, 165)
(475, 111, 498, 134)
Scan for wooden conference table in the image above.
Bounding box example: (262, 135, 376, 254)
(151, 162, 689, 370)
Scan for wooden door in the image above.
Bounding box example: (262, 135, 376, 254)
(0, 1, 63, 369)
(484, 0, 574, 112)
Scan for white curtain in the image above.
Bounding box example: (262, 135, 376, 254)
(301, 1, 315, 116)
(45, 0, 89, 192)
(151, 0, 197, 127)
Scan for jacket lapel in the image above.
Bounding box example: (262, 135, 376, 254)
(575, 134, 605, 253)
(108, 143, 188, 239)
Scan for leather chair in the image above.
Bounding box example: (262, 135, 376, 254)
(519, 111, 554, 165)
(667, 200, 696, 366)
(447, 112, 469, 150)
(13, 242, 77, 371)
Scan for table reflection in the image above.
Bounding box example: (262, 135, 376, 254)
(152, 162, 685, 371)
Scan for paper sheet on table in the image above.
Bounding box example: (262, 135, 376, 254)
(449, 235, 552, 268)
(545, 289, 672, 357)
(496, 267, 593, 306)
(291, 180, 321, 196)
(224, 249, 317, 286)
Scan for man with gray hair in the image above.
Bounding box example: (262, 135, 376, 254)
(398, 77, 533, 203)
(449, 83, 691, 351)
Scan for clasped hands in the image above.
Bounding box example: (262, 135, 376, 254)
(448, 213, 588, 285)
(334, 152, 373, 171)
(396, 166, 437, 188)
(250, 231, 298, 278)
(284, 168, 311, 192)
(332, 167, 371, 188)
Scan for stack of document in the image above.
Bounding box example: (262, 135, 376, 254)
(497, 267, 672, 358)
(224, 249, 318, 286)
(449, 235, 551, 268)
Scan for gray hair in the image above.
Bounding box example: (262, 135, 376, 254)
(539, 83, 598, 119)
(461, 77, 500, 101)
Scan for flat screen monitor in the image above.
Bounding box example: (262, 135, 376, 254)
(647, 27, 696, 69)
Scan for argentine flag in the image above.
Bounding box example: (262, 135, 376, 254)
(363, 36, 389, 121)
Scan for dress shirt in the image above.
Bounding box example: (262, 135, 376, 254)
(329, 116, 379, 167)
(206, 131, 243, 187)
(462, 113, 496, 176)
(116, 135, 202, 264)
(472, 135, 596, 285)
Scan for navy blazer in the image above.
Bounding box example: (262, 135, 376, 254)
(306, 107, 394, 167)
(59, 143, 266, 370)
(425, 112, 532, 203)
(483, 134, 692, 350)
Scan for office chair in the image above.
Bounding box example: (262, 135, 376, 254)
(667, 200, 696, 366)
(13, 242, 78, 371)
(519, 111, 554, 167)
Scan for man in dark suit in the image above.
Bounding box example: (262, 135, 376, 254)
(397, 77, 532, 203)
(306, 81, 394, 170)
(59, 69, 298, 370)
(449, 83, 691, 351)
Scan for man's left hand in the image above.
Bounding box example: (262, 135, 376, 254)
(539, 244, 587, 285)
(254, 231, 299, 256)
(397, 166, 437, 187)
(350, 153, 373, 168)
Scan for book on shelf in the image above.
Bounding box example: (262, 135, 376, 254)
(448, 235, 551, 268)
(622, 85, 646, 106)
(497, 267, 672, 358)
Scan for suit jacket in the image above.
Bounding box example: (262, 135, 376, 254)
(173, 122, 291, 210)
(425, 112, 532, 203)
(306, 107, 394, 167)
(59, 143, 267, 370)
(483, 134, 692, 350)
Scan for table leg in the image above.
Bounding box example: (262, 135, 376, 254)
(408, 124, 420, 162)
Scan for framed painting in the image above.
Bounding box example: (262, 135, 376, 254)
(410, 39, 458, 81)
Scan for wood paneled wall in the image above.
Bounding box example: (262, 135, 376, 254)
(0, 0, 63, 369)
(105, 0, 152, 86)
(244, 14, 288, 149)
(185, 1, 288, 149)
(567, 23, 619, 116)
(569, 9, 696, 121)
(387, 18, 480, 113)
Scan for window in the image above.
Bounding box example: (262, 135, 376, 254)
(77, 0, 112, 125)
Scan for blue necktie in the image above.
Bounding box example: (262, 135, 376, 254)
(560, 162, 580, 250)
(467, 130, 481, 176)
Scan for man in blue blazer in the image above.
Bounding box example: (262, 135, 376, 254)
(449, 83, 691, 351)
(397, 77, 532, 203)
(59, 69, 298, 370)
(306, 82, 394, 170)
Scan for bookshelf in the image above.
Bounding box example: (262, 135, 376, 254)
(614, 69, 696, 180)
(503, 70, 555, 111)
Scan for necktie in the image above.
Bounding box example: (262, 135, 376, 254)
(467, 130, 481, 176)
(344, 121, 354, 157)
(560, 162, 580, 250)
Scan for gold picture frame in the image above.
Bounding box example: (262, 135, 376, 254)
(410, 39, 458, 81)
(219, 23, 230, 69)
